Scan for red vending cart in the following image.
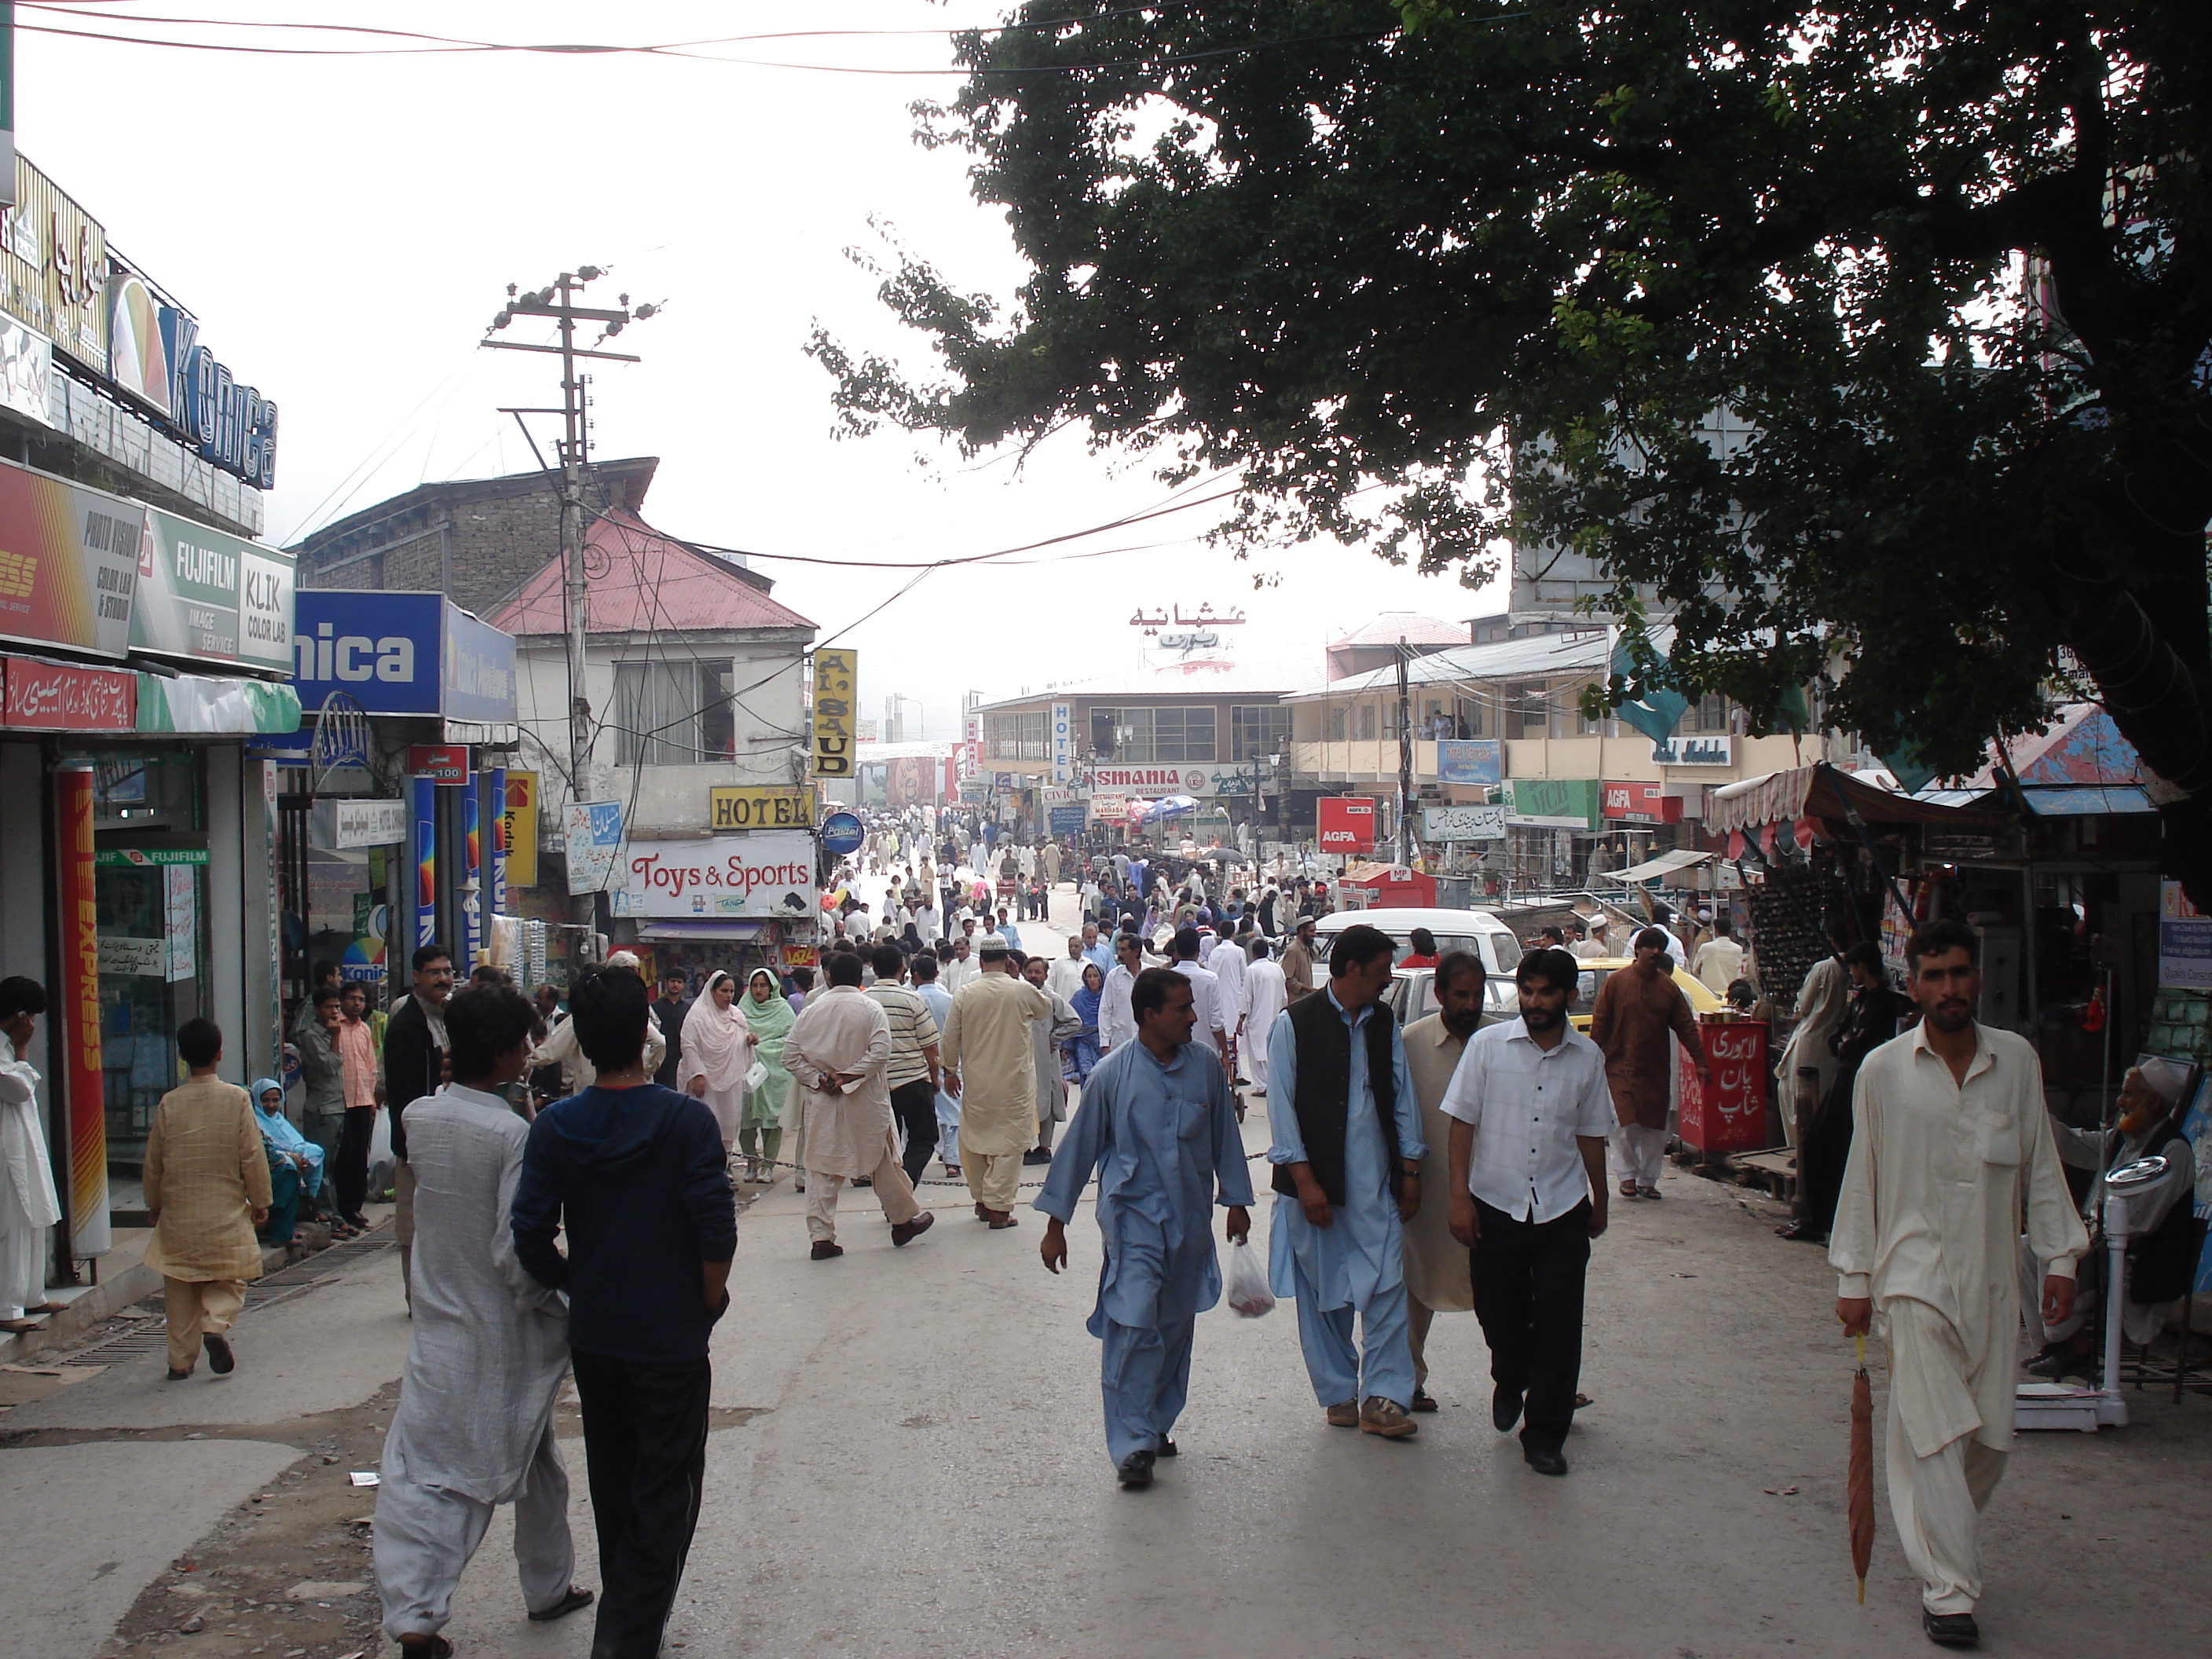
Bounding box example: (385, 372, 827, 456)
(1675, 1017, 1771, 1160)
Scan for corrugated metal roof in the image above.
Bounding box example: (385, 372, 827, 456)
(972, 656, 1323, 712)
(487, 510, 816, 637)
(1287, 627, 1618, 700)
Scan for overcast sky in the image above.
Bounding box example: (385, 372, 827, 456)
(20, 2, 1501, 735)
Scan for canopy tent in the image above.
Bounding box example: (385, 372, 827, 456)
(1708, 762, 2005, 837)
(1602, 848, 1714, 885)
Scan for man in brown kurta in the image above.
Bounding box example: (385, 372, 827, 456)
(1400, 952, 1481, 1411)
(143, 1018, 270, 1379)
(1280, 918, 1319, 1005)
(1587, 928, 1708, 1200)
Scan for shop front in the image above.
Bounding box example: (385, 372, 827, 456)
(0, 474, 299, 1266)
(264, 591, 519, 1012)
(609, 830, 816, 987)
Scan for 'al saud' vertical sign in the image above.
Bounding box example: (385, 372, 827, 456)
(811, 650, 858, 778)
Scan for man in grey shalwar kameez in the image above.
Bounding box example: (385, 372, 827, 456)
(375, 984, 592, 1653)
(1022, 953, 1082, 1162)
(1036, 968, 1253, 1489)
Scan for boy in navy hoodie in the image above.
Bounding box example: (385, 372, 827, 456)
(514, 965, 736, 1659)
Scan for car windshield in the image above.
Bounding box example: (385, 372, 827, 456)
(1316, 928, 1507, 974)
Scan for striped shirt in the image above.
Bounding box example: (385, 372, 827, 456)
(866, 982, 941, 1090)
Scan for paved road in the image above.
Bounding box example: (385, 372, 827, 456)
(8, 887, 2210, 1657)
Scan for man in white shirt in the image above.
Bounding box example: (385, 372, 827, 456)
(940, 936, 980, 995)
(1098, 933, 1143, 1055)
(1167, 927, 1228, 1072)
(1209, 919, 1251, 1080)
(1047, 936, 1090, 1002)
(842, 904, 873, 945)
(1689, 915, 1745, 996)
(1441, 947, 1614, 1478)
(1832, 921, 2086, 1648)
(914, 896, 943, 946)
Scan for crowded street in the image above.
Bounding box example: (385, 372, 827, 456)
(2, 7, 2210, 1658)
(3, 888, 2203, 1659)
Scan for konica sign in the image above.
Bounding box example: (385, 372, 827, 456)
(291, 591, 516, 723)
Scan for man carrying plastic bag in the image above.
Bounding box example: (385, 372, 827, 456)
(1037, 967, 1254, 1490)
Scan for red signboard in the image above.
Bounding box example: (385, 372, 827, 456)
(405, 744, 471, 783)
(1317, 797, 1377, 852)
(1, 656, 136, 730)
(56, 765, 111, 1254)
(1602, 780, 1683, 822)
(1675, 1020, 1769, 1157)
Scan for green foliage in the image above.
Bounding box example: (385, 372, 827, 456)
(815, 1, 2212, 878)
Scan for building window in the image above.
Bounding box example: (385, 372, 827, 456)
(1110, 705, 1217, 763)
(1230, 704, 1291, 762)
(1695, 693, 1727, 733)
(614, 659, 735, 765)
(985, 711, 1047, 760)
(1457, 694, 1484, 738)
(1503, 681, 1547, 738)
(1330, 705, 1348, 742)
(1357, 703, 1378, 742)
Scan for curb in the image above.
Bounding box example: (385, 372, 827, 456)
(0, 1223, 346, 1368)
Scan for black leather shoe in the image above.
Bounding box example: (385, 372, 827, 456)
(1922, 1610, 1979, 1646)
(1156, 1437, 1177, 1457)
(1522, 1438, 1569, 1477)
(203, 1334, 235, 1375)
(1117, 1449, 1155, 1489)
(1410, 1390, 1439, 1413)
(1492, 1386, 1524, 1433)
(1022, 1148, 1053, 1166)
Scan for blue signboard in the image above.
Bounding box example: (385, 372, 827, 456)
(290, 591, 516, 723)
(820, 811, 865, 856)
(1437, 738, 1503, 786)
(1048, 804, 1086, 837)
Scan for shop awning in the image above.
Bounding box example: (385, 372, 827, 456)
(136, 672, 301, 735)
(2016, 784, 2158, 817)
(1708, 762, 2004, 836)
(1603, 849, 1713, 885)
(636, 920, 771, 941)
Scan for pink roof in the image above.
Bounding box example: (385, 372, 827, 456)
(486, 510, 815, 637)
(1328, 612, 1466, 650)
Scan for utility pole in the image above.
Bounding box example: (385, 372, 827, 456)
(1397, 636, 1415, 866)
(481, 269, 657, 947)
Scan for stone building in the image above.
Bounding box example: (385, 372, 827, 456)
(287, 456, 661, 616)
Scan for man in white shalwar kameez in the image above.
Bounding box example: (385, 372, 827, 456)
(0, 980, 64, 1331)
(375, 983, 593, 1652)
(1831, 921, 2086, 1649)
(1240, 940, 1287, 1096)
(782, 954, 934, 1258)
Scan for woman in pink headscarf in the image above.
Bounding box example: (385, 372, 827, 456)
(676, 970, 756, 1170)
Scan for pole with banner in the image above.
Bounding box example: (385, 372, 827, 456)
(411, 772, 438, 952)
(460, 774, 482, 968)
(54, 763, 109, 1258)
(485, 766, 507, 958)
(812, 650, 859, 779)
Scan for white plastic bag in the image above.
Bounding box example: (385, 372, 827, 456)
(1223, 1237, 1275, 1318)
(744, 1060, 769, 1094)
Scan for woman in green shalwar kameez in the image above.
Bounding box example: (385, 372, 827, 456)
(738, 968, 796, 1183)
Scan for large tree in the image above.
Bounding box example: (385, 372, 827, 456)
(815, 1, 2212, 896)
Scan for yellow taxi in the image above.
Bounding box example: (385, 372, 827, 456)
(1567, 958, 1726, 1031)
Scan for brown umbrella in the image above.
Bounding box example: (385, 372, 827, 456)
(1848, 1334, 1875, 1603)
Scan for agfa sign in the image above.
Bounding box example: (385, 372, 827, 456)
(1317, 797, 1376, 853)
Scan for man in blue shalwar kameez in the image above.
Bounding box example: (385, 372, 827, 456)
(1263, 923, 1426, 1440)
(1037, 967, 1254, 1490)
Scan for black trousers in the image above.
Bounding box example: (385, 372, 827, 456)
(890, 1078, 939, 1184)
(569, 1350, 712, 1659)
(1797, 1065, 1862, 1236)
(1470, 1198, 1592, 1450)
(334, 1104, 373, 1219)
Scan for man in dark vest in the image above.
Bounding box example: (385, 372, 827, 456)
(1262, 923, 1426, 1440)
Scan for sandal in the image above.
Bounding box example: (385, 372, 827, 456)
(527, 1585, 595, 1623)
(1617, 1181, 1639, 1199)
(1637, 1185, 1662, 1201)
(0, 1317, 44, 1332)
